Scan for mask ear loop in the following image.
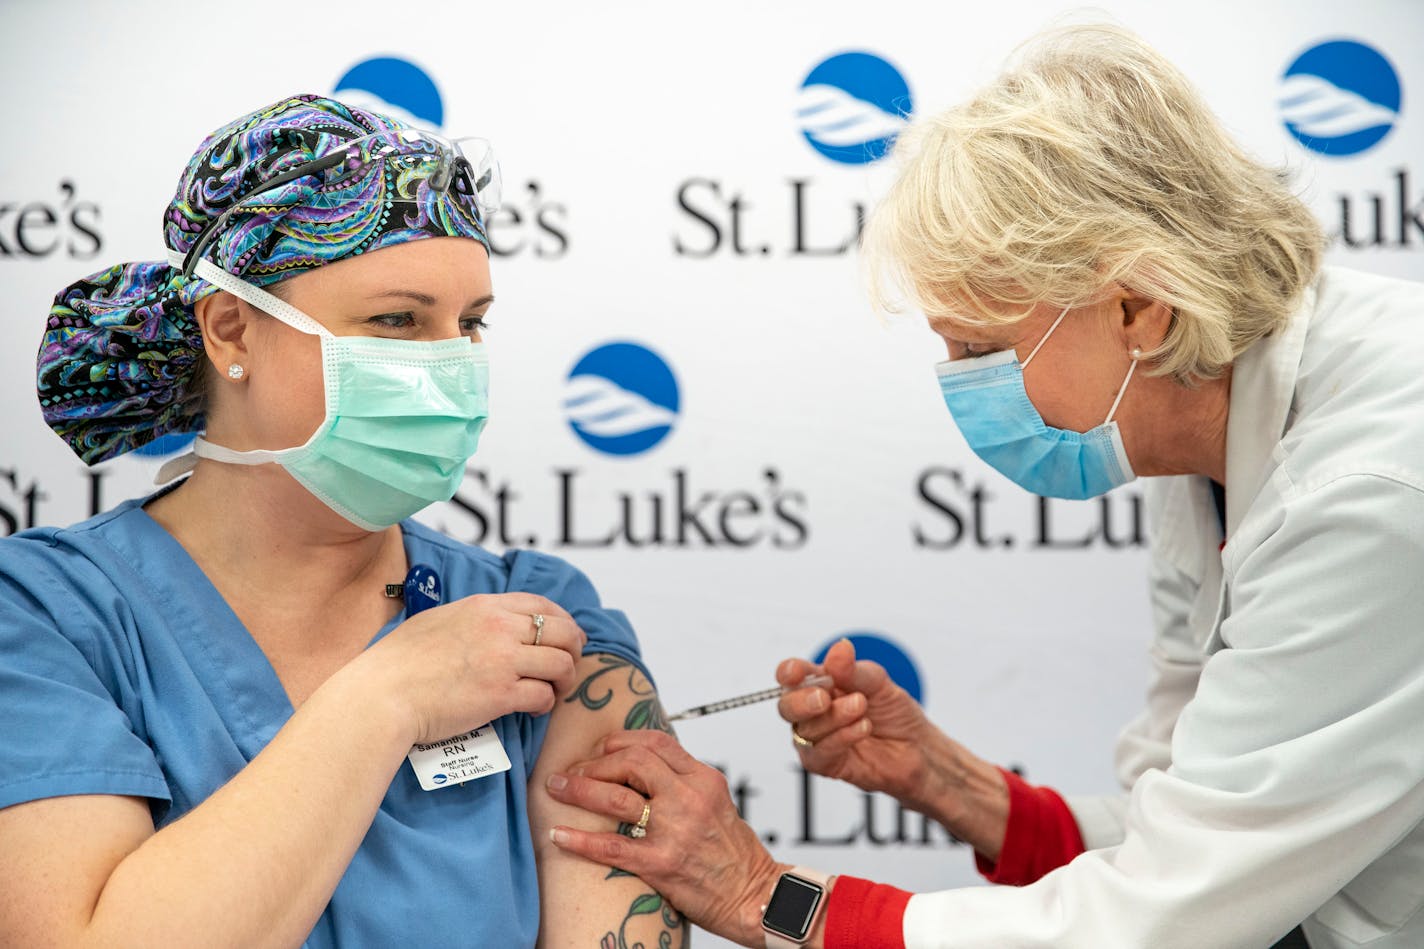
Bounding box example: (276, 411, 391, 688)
(1021, 306, 1072, 369)
(155, 254, 336, 486)
(1104, 347, 1143, 424)
(167, 251, 332, 338)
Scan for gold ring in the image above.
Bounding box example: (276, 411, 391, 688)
(791, 728, 814, 749)
(629, 801, 651, 839)
(531, 613, 545, 646)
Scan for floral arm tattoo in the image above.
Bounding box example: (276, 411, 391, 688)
(565, 655, 688, 947)
(599, 893, 687, 949)
(565, 654, 672, 734)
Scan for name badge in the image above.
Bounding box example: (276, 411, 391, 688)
(407, 724, 512, 790)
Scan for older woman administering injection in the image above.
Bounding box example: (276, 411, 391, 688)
(545, 24, 1424, 949)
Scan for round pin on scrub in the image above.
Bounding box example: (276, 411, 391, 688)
(403, 564, 442, 616)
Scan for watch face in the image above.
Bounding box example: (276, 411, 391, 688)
(763, 874, 824, 939)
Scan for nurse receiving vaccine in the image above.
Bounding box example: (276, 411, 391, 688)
(0, 95, 686, 948)
(546, 24, 1424, 949)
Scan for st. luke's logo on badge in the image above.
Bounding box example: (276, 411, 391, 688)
(1278, 39, 1401, 157)
(334, 56, 445, 131)
(563, 342, 680, 457)
(796, 51, 913, 165)
(813, 632, 924, 704)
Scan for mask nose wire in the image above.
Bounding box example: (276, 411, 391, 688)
(1021, 306, 1071, 370)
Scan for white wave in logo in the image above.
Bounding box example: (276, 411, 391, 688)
(564, 375, 676, 438)
(796, 83, 907, 147)
(331, 88, 439, 131)
(1278, 73, 1396, 138)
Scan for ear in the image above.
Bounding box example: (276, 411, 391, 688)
(1119, 289, 1173, 354)
(193, 291, 255, 381)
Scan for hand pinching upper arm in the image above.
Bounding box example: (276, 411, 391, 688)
(529, 652, 688, 949)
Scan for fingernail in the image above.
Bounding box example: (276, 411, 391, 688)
(547, 774, 568, 792)
(809, 691, 827, 712)
(550, 828, 570, 845)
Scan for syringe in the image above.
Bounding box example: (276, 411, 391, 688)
(667, 675, 835, 722)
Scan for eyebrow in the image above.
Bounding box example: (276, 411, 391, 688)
(371, 289, 495, 310)
(926, 315, 1004, 342)
(926, 316, 976, 338)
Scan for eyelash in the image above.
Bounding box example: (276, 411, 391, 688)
(367, 312, 491, 333)
(369, 312, 416, 329)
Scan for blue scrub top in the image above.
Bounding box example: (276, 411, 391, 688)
(0, 495, 647, 947)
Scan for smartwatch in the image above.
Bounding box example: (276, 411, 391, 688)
(761, 866, 833, 948)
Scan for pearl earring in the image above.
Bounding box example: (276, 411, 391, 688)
(227, 364, 245, 380)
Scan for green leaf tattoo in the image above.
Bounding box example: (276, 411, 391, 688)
(624, 697, 670, 733)
(629, 893, 663, 916)
(600, 890, 688, 949)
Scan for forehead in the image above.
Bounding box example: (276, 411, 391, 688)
(274, 236, 491, 303)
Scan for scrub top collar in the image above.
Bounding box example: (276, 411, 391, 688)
(105, 493, 409, 760)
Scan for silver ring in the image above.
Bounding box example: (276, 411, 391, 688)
(531, 613, 545, 646)
(628, 801, 651, 838)
(791, 728, 814, 749)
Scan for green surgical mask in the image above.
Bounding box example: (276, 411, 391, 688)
(159, 256, 490, 531)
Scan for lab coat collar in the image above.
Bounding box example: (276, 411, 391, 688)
(1222, 283, 1315, 538)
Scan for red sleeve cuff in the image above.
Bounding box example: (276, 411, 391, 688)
(974, 767, 1086, 886)
(823, 875, 912, 949)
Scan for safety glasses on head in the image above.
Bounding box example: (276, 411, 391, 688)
(179, 128, 501, 279)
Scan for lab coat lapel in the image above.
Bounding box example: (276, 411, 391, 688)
(1223, 286, 1314, 539)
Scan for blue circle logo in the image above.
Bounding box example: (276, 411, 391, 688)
(432, 773, 448, 785)
(1279, 40, 1401, 156)
(813, 632, 923, 704)
(131, 431, 197, 458)
(334, 56, 444, 130)
(564, 342, 680, 456)
(797, 51, 913, 165)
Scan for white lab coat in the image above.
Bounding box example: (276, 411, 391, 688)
(902, 266, 1424, 948)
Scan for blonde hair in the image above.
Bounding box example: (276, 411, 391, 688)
(862, 23, 1323, 383)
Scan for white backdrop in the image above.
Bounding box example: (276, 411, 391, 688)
(2, 1, 1421, 943)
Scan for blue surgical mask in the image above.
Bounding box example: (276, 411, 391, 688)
(935, 307, 1138, 500)
(158, 255, 490, 531)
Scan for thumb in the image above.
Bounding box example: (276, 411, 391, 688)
(825, 638, 859, 692)
(851, 656, 893, 698)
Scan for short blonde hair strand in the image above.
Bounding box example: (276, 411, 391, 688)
(862, 24, 1324, 383)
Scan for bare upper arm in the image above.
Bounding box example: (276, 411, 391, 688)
(0, 793, 154, 947)
(528, 653, 687, 948)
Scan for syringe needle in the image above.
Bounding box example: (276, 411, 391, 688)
(667, 674, 835, 722)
